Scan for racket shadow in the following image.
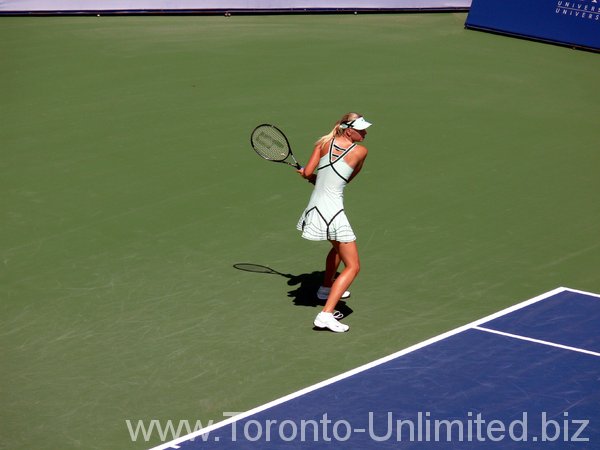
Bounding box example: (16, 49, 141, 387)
(232, 263, 353, 319)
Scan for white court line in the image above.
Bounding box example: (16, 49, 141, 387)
(559, 286, 600, 299)
(147, 286, 598, 450)
(473, 326, 600, 357)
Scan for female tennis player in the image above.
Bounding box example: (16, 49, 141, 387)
(297, 112, 371, 332)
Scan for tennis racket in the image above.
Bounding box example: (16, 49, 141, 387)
(250, 124, 302, 169)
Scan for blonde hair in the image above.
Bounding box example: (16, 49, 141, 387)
(315, 112, 362, 150)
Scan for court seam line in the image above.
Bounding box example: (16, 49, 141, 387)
(1, 181, 221, 256)
(472, 326, 600, 357)
(146, 286, 595, 450)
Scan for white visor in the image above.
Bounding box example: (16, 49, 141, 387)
(340, 116, 372, 130)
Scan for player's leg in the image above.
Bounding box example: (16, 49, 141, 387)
(322, 240, 360, 313)
(317, 244, 351, 300)
(314, 241, 359, 332)
(323, 246, 341, 288)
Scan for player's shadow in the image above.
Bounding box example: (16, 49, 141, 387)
(232, 263, 353, 319)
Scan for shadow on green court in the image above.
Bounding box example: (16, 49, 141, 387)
(233, 263, 354, 320)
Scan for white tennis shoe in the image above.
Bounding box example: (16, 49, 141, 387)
(314, 312, 349, 333)
(316, 286, 351, 301)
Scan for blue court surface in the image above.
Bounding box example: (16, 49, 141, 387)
(150, 287, 600, 449)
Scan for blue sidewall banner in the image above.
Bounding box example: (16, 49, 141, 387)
(466, 0, 600, 51)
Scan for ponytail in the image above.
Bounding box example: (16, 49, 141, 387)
(314, 112, 362, 150)
(314, 121, 343, 150)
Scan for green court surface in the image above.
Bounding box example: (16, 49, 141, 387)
(1, 13, 599, 450)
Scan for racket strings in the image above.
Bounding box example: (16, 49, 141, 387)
(251, 126, 290, 161)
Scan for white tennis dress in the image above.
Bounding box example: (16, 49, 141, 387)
(297, 140, 357, 242)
